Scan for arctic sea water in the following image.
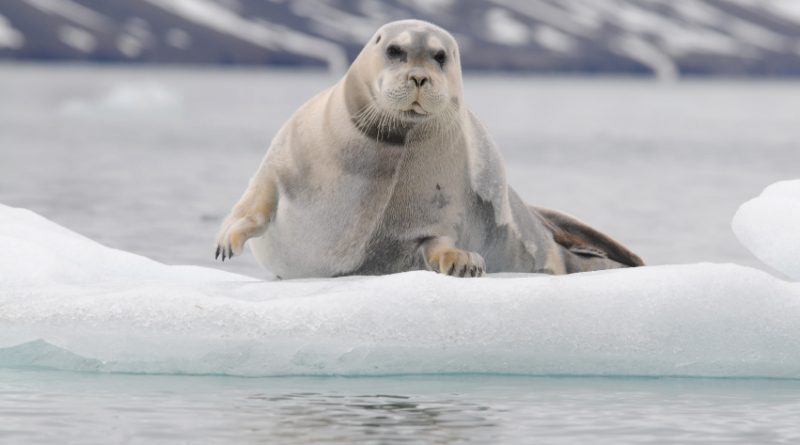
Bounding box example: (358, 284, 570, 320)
(2, 64, 800, 443)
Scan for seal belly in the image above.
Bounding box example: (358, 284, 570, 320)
(250, 171, 396, 278)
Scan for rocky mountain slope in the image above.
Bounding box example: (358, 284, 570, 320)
(2, 0, 800, 77)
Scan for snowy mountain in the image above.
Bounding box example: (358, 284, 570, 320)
(2, 0, 800, 77)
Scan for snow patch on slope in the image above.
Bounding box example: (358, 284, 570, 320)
(533, 25, 575, 53)
(495, 0, 596, 36)
(23, 0, 110, 32)
(485, 8, 529, 46)
(764, 0, 800, 24)
(58, 25, 96, 53)
(145, 0, 348, 73)
(400, 0, 456, 15)
(0, 15, 24, 49)
(290, 0, 380, 44)
(610, 35, 678, 81)
(165, 28, 191, 49)
(117, 34, 144, 57)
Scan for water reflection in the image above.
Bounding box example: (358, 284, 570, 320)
(244, 392, 497, 443)
(4, 370, 800, 444)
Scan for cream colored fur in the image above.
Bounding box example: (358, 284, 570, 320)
(215, 20, 641, 278)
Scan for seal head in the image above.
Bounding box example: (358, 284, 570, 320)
(345, 20, 463, 145)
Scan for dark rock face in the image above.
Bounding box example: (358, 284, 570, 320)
(2, 0, 800, 76)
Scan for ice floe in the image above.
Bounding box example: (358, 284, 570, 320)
(1, 181, 799, 377)
(733, 180, 800, 281)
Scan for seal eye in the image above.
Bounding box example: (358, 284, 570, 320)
(434, 50, 446, 68)
(386, 45, 405, 60)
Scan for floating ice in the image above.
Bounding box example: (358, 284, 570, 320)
(59, 82, 183, 117)
(1, 201, 799, 378)
(733, 180, 800, 281)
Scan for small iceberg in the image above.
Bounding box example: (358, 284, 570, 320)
(59, 82, 183, 117)
(733, 180, 800, 281)
(1, 181, 799, 378)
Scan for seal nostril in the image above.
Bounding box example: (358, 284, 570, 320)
(410, 74, 429, 87)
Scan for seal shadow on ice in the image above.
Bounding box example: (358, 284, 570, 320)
(215, 20, 644, 279)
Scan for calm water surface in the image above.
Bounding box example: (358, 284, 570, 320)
(1, 65, 800, 443)
(3, 370, 800, 444)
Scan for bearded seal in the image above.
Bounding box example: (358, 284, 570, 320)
(215, 19, 643, 278)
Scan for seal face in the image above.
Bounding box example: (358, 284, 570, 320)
(215, 20, 643, 279)
(345, 21, 461, 146)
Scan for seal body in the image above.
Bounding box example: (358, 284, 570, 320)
(216, 20, 643, 278)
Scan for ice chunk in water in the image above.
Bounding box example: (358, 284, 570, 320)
(733, 180, 800, 281)
(1, 202, 799, 378)
(59, 82, 182, 117)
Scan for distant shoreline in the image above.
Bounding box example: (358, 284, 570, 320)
(3, 60, 800, 82)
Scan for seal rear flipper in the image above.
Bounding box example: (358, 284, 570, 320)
(530, 206, 645, 267)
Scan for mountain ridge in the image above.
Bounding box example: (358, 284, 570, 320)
(2, 0, 800, 78)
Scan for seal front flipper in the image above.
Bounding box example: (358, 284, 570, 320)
(215, 172, 278, 261)
(420, 236, 486, 277)
(531, 206, 644, 267)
